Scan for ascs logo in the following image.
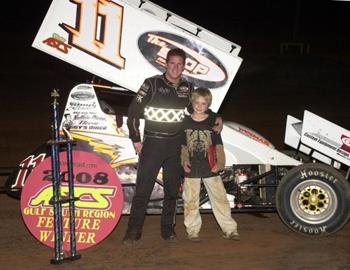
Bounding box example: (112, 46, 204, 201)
(138, 32, 228, 88)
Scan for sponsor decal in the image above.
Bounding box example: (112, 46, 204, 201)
(68, 101, 98, 111)
(304, 132, 350, 160)
(70, 111, 108, 131)
(43, 33, 71, 54)
(138, 32, 228, 88)
(176, 84, 190, 98)
(238, 126, 270, 146)
(71, 91, 95, 101)
(21, 150, 123, 251)
(340, 134, 350, 153)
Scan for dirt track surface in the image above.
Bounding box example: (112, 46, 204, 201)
(0, 192, 349, 270)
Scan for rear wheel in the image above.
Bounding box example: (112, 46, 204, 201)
(276, 163, 350, 236)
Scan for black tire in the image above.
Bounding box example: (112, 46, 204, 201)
(276, 163, 350, 236)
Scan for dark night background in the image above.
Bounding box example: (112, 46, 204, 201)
(1, 0, 350, 167)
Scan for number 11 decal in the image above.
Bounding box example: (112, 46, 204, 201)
(60, 0, 126, 69)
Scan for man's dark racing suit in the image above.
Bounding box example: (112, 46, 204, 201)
(126, 73, 194, 239)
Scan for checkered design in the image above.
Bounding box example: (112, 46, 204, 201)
(144, 106, 185, 122)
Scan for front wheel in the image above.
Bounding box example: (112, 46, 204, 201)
(276, 163, 350, 236)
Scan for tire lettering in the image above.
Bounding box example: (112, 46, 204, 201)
(300, 170, 308, 179)
(290, 220, 327, 234)
(299, 169, 338, 184)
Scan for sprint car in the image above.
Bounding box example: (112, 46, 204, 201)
(5, 83, 350, 237)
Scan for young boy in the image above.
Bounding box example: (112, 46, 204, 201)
(181, 87, 239, 242)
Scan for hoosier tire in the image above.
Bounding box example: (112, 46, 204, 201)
(276, 163, 350, 236)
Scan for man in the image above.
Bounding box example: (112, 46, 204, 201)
(62, 113, 73, 130)
(124, 48, 221, 244)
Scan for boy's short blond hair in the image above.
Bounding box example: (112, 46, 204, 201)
(191, 87, 212, 107)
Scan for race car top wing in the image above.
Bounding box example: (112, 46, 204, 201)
(32, 0, 242, 112)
